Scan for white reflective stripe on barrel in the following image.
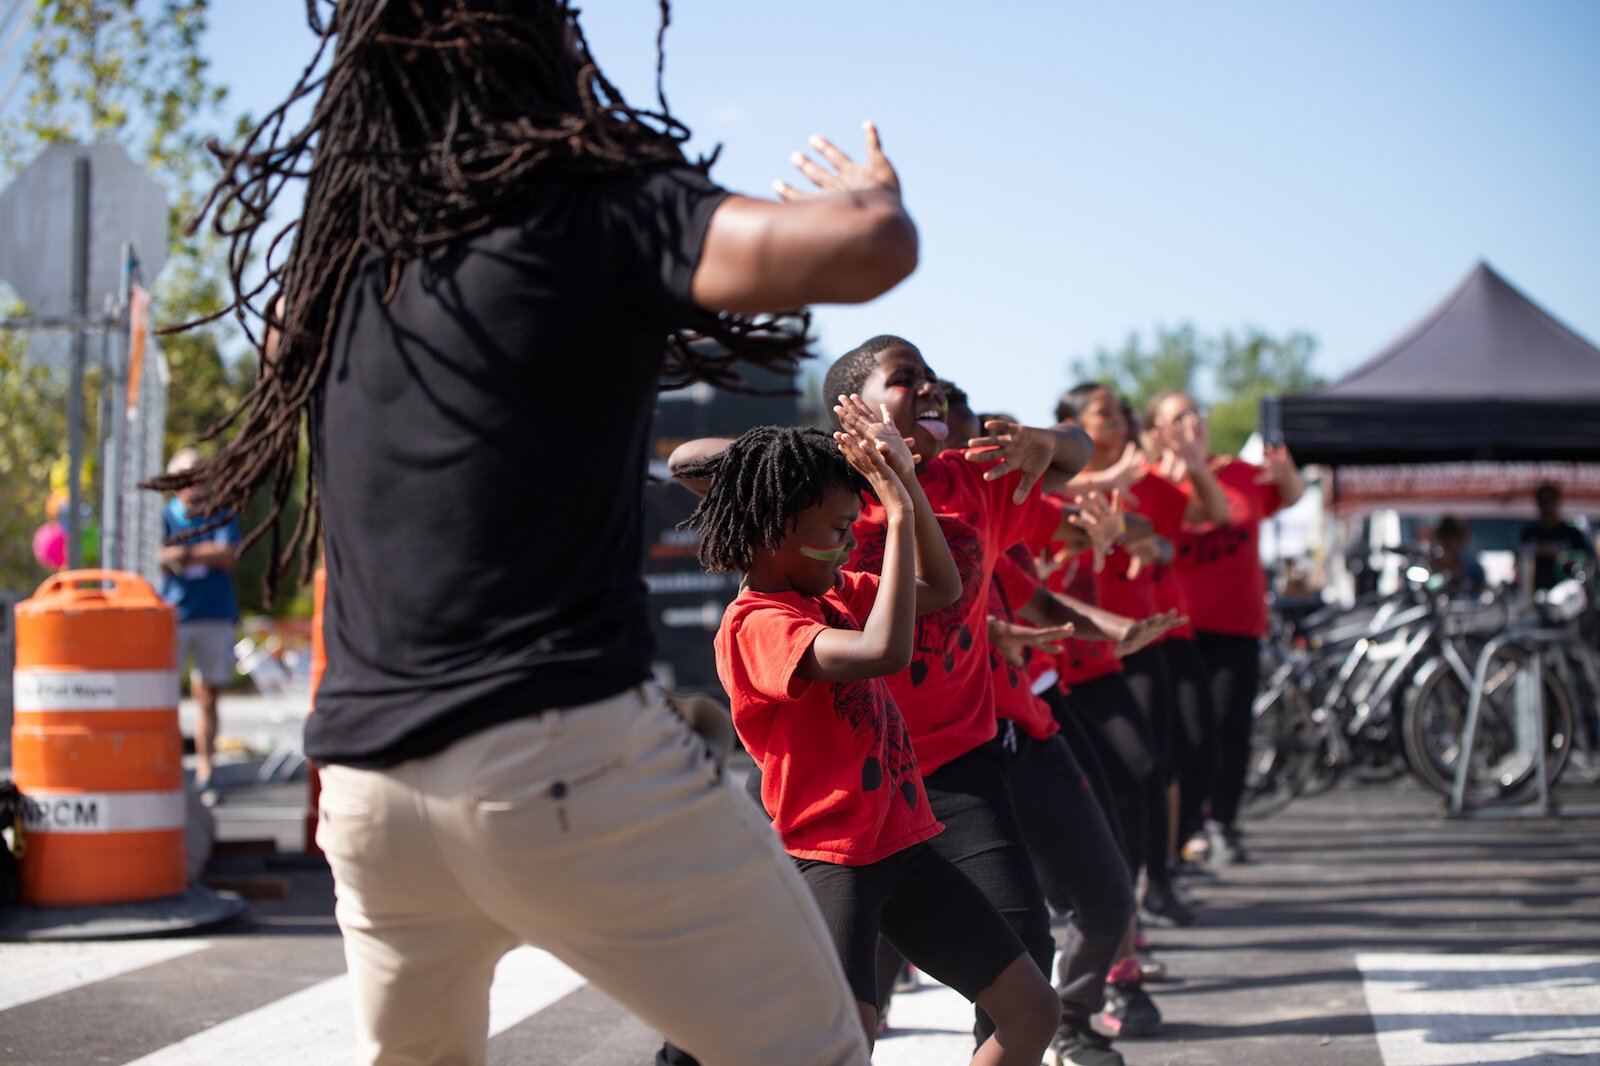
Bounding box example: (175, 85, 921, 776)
(19, 790, 187, 833)
(13, 669, 180, 712)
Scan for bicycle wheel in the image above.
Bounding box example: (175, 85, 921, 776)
(1244, 681, 1321, 815)
(1402, 647, 1575, 802)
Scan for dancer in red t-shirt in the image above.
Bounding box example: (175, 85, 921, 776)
(677, 421, 1058, 1063)
(1147, 389, 1304, 865)
(823, 337, 1114, 1054)
(1057, 382, 1198, 928)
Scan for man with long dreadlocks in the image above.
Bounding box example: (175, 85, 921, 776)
(153, 3, 918, 1063)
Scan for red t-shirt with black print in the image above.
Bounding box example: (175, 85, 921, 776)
(1035, 500, 1125, 687)
(1174, 457, 1283, 638)
(990, 551, 1061, 742)
(1097, 470, 1189, 641)
(849, 451, 1061, 774)
(716, 569, 940, 865)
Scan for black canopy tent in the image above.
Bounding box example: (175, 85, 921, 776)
(1274, 262, 1600, 465)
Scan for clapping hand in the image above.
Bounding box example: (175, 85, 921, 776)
(834, 393, 918, 483)
(1155, 417, 1207, 483)
(835, 428, 909, 513)
(1067, 490, 1126, 574)
(1256, 442, 1297, 485)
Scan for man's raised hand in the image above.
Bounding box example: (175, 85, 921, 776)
(774, 121, 902, 202)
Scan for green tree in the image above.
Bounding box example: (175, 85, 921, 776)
(0, 1, 272, 605)
(1207, 328, 1324, 455)
(1068, 323, 1204, 416)
(1066, 323, 1324, 455)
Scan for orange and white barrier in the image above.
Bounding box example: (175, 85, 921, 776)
(12, 570, 186, 906)
(304, 567, 326, 856)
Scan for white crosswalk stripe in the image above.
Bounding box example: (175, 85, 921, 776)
(1357, 953, 1600, 1065)
(117, 944, 588, 1066)
(0, 939, 211, 1014)
(870, 974, 974, 1065)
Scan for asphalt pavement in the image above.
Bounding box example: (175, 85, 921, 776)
(2, 691, 1598, 1065)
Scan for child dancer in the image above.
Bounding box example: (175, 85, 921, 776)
(1058, 383, 1195, 926)
(678, 422, 1058, 1064)
(1146, 390, 1303, 865)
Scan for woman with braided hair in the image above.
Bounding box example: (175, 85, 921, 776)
(153, 3, 918, 1063)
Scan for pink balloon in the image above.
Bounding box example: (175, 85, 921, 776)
(32, 521, 66, 569)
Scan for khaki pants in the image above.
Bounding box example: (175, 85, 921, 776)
(316, 684, 867, 1066)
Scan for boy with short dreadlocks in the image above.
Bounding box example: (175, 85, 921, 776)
(154, 3, 923, 1063)
(678, 417, 1058, 1064)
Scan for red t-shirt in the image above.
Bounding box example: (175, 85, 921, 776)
(1037, 493, 1124, 688)
(849, 451, 1060, 774)
(1096, 470, 1189, 636)
(715, 570, 941, 865)
(1174, 457, 1283, 638)
(989, 552, 1060, 742)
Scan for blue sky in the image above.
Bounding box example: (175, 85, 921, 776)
(197, 1, 1600, 423)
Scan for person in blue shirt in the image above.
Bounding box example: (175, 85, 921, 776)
(160, 448, 242, 796)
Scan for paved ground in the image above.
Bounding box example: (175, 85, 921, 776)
(3, 692, 1599, 1065)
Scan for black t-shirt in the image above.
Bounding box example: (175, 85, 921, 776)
(305, 166, 731, 767)
(1519, 521, 1592, 591)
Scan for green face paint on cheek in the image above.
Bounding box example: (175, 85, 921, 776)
(799, 543, 850, 564)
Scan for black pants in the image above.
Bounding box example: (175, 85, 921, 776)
(1165, 636, 1217, 846)
(1055, 672, 1156, 884)
(1195, 630, 1261, 829)
(1005, 726, 1136, 1024)
(1120, 643, 1176, 884)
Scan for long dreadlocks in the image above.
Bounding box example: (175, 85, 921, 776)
(676, 426, 865, 575)
(147, 0, 809, 599)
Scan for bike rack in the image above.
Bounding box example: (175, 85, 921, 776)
(1448, 628, 1600, 819)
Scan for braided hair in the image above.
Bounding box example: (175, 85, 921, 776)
(677, 426, 864, 574)
(147, 0, 807, 598)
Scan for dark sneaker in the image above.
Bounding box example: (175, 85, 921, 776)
(1139, 882, 1197, 928)
(1052, 1019, 1125, 1066)
(1101, 980, 1161, 1038)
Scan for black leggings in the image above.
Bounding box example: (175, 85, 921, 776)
(1046, 690, 1131, 870)
(1119, 644, 1176, 883)
(1004, 726, 1136, 1024)
(1165, 636, 1217, 846)
(795, 842, 1027, 1007)
(1054, 672, 1157, 884)
(1195, 630, 1261, 829)
(919, 736, 1057, 1044)
(783, 737, 1056, 1051)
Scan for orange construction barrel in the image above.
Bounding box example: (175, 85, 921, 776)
(304, 567, 326, 856)
(12, 570, 186, 906)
